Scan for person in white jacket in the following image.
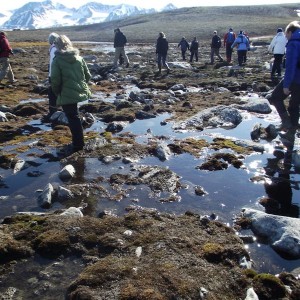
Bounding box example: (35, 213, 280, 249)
(42, 32, 59, 122)
(268, 28, 287, 78)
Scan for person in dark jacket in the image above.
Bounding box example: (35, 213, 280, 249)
(178, 37, 189, 60)
(113, 28, 129, 68)
(189, 37, 199, 62)
(51, 35, 91, 154)
(223, 28, 236, 63)
(156, 32, 170, 74)
(210, 30, 223, 64)
(0, 31, 16, 84)
(267, 21, 300, 142)
(231, 30, 250, 66)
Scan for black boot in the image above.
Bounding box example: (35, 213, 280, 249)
(279, 127, 296, 143)
(278, 112, 292, 131)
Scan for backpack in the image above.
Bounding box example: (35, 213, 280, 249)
(227, 32, 235, 43)
(121, 33, 127, 45)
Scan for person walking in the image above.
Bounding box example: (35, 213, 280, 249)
(267, 21, 300, 142)
(42, 32, 59, 122)
(210, 30, 223, 64)
(51, 35, 92, 154)
(268, 28, 287, 79)
(178, 37, 189, 60)
(189, 37, 199, 62)
(231, 30, 250, 66)
(113, 28, 129, 68)
(0, 31, 16, 84)
(156, 32, 170, 74)
(223, 28, 236, 63)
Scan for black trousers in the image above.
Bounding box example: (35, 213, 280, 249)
(48, 86, 57, 115)
(237, 50, 247, 66)
(190, 50, 198, 62)
(62, 103, 84, 149)
(269, 79, 300, 126)
(271, 54, 284, 76)
(181, 50, 187, 60)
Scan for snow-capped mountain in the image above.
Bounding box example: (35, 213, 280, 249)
(1, 1, 176, 30)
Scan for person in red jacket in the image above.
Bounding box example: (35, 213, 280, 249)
(0, 31, 16, 84)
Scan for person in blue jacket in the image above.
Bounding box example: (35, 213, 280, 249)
(267, 21, 300, 141)
(231, 30, 250, 66)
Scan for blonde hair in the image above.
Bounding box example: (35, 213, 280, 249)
(55, 35, 73, 52)
(285, 20, 300, 34)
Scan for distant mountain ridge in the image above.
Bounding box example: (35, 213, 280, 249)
(0, 0, 176, 30)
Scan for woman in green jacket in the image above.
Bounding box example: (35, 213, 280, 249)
(51, 35, 91, 153)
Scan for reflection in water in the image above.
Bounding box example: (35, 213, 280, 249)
(262, 138, 300, 218)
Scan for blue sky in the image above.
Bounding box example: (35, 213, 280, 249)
(5, 0, 300, 10)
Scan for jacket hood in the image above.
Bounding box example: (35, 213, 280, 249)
(55, 48, 80, 63)
(291, 29, 300, 41)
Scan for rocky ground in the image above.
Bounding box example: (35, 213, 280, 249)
(0, 40, 300, 299)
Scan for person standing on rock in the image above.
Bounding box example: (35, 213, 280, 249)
(51, 35, 91, 154)
(231, 30, 250, 66)
(267, 21, 300, 142)
(189, 37, 199, 62)
(42, 32, 59, 122)
(0, 31, 16, 85)
(223, 28, 236, 63)
(268, 28, 287, 79)
(178, 37, 189, 60)
(156, 32, 170, 74)
(210, 30, 223, 64)
(113, 28, 129, 68)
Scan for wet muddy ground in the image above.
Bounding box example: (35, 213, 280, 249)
(0, 40, 300, 299)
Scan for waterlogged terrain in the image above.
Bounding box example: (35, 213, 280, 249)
(0, 41, 300, 299)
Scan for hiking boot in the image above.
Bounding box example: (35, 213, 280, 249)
(166, 68, 170, 74)
(57, 144, 84, 157)
(278, 112, 292, 131)
(279, 128, 296, 143)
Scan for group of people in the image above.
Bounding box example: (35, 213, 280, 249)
(176, 28, 251, 66)
(50, 21, 300, 153)
(267, 21, 300, 143)
(177, 36, 199, 62)
(1, 20, 299, 154)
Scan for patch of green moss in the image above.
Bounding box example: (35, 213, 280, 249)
(211, 138, 252, 154)
(71, 256, 135, 288)
(120, 284, 164, 300)
(34, 229, 71, 257)
(253, 273, 286, 299)
(202, 242, 225, 262)
(243, 268, 258, 278)
(178, 137, 209, 157)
